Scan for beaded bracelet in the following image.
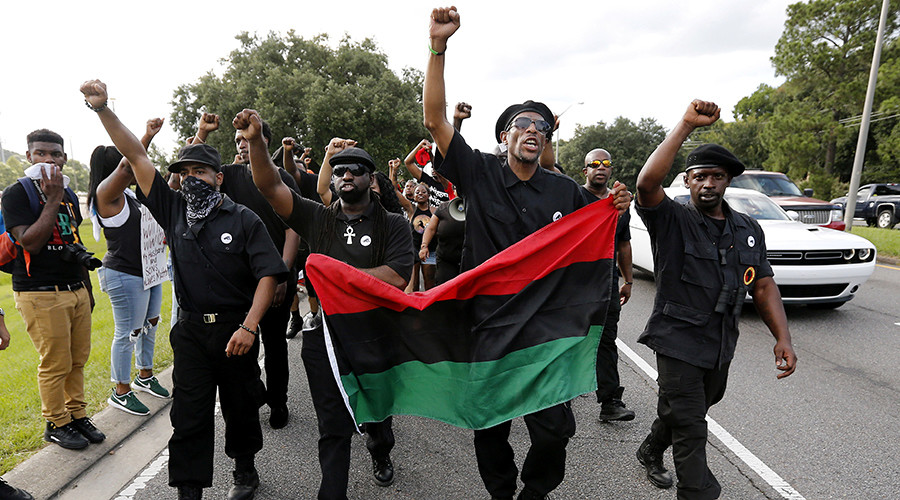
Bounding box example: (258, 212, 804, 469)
(85, 100, 108, 112)
(239, 324, 258, 336)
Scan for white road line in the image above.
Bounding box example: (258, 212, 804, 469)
(615, 338, 806, 500)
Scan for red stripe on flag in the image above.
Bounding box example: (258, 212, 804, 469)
(307, 197, 618, 316)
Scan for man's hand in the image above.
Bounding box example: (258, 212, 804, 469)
(610, 181, 632, 216)
(0, 326, 10, 351)
(429, 6, 460, 50)
(325, 138, 357, 157)
(39, 164, 65, 205)
(416, 139, 432, 153)
(774, 340, 797, 379)
(198, 112, 219, 134)
(146, 118, 164, 138)
(80, 79, 109, 109)
(283, 137, 297, 152)
(683, 100, 720, 129)
(232, 109, 264, 141)
(225, 328, 256, 357)
(619, 283, 632, 306)
(453, 102, 471, 121)
(272, 282, 287, 308)
(388, 158, 402, 171)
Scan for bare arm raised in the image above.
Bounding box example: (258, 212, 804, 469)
(423, 6, 460, 157)
(96, 118, 163, 218)
(635, 100, 720, 208)
(81, 80, 159, 198)
(316, 138, 357, 206)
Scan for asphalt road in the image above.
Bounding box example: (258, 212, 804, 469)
(49, 263, 900, 499)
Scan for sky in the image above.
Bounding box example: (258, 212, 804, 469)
(0, 0, 797, 164)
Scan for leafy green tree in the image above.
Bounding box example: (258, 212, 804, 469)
(170, 32, 427, 171)
(557, 116, 676, 190)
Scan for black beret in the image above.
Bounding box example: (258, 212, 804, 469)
(168, 144, 222, 173)
(685, 144, 745, 177)
(495, 100, 555, 143)
(331, 146, 376, 173)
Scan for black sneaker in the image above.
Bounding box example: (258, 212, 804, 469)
(226, 468, 259, 500)
(70, 416, 106, 443)
(636, 435, 674, 489)
(44, 421, 89, 450)
(0, 477, 35, 500)
(599, 398, 635, 422)
(372, 454, 394, 487)
(269, 403, 288, 429)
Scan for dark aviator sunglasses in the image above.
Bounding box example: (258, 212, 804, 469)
(509, 117, 553, 134)
(332, 164, 369, 177)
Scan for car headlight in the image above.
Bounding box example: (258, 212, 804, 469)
(842, 249, 855, 260)
(858, 248, 873, 261)
(831, 208, 843, 221)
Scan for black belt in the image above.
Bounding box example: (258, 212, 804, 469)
(19, 281, 85, 292)
(177, 309, 246, 324)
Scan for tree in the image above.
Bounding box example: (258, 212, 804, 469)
(557, 116, 677, 190)
(170, 32, 427, 171)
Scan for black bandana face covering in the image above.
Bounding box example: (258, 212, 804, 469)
(182, 175, 222, 226)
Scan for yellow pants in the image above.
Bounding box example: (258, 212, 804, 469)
(15, 287, 92, 427)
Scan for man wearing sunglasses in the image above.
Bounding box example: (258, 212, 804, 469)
(234, 108, 415, 500)
(424, 7, 631, 500)
(582, 149, 637, 424)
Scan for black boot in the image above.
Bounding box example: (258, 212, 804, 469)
(286, 311, 302, 339)
(176, 485, 202, 500)
(372, 454, 394, 487)
(0, 477, 34, 500)
(636, 434, 674, 489)
(599, 387, 635, 422)
(227, 467, 259, 500)
(516, 486, 554, 499)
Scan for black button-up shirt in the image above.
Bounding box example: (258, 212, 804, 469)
(138, 173, 289, 313)
(636, 195, 774, 368)
(220, 164, 299, 254)
(435, 131, 588, 271)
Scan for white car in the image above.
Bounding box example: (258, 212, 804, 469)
(630, 187, 876, 308)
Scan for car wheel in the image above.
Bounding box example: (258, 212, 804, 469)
(808, 301, 846, 310)
(876, 209, 896, 229)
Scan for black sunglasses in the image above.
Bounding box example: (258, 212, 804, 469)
(509, 117, 553, 134)
(586, 159, 612, 168)
(332, 164, 369, 177)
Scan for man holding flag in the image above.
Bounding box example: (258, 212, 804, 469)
(423, 7, 631, 499)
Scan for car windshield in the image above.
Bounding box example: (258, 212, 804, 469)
(730, 174, 804, 197)
(671, 193, 791, 221)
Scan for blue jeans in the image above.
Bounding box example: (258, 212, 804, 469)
(98, 267, 163, 383)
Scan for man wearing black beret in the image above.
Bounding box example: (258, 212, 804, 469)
(634, 100, 797, 499)
(423, 7, 632, 500)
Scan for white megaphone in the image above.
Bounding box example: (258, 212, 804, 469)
(448, 197, 466, 222)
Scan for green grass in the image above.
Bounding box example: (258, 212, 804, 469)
(848, 226, 900, 259)
(0, 222, 174, 474)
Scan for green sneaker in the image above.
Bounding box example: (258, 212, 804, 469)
(132, 375, 171, 399)
(108, 390, 150, 416)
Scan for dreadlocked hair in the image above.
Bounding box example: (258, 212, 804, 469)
(315, 195, 390, 268)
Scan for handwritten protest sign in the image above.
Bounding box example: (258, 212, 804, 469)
(140, 204, 168, 289)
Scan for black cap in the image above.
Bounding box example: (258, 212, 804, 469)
(685, 144, 745, 177)
(495, 100, 555, 143)
(167, 144, 222, 173)
(331, 147, 376, 173)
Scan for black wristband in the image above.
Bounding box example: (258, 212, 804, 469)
(85, 100, 108, 113)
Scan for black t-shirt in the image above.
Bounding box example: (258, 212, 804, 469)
(433, 200, 464, 265)
(220, 163, 299, 253)
(138, 173, 288, 313)
(418, 171, 450, 207)
(99, 193, 143, 277)
(409, 205, 434, 251)
(283, 191, 414, 280)
(434, 131, 588, 271)
(294, 169, 322, 203)
(1, 180, 85, 290)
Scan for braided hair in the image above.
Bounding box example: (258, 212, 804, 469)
(315, 194, 390, 268)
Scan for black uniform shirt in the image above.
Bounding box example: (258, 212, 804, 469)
(636, 195, 773, 368)
(220, 164, 299, 255)
(284, 191, 414, 280)
(138, 173, 289, 313)
(582, 186, 631, 317)
(434, 131, 587, 271)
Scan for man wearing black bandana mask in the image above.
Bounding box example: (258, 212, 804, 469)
(234, 108, 414, 500)
(82, 80, 289, 500)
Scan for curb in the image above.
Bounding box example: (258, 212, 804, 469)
(5, 365, 175, 500)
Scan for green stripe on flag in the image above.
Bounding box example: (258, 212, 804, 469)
(341, 324, 604, 430)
